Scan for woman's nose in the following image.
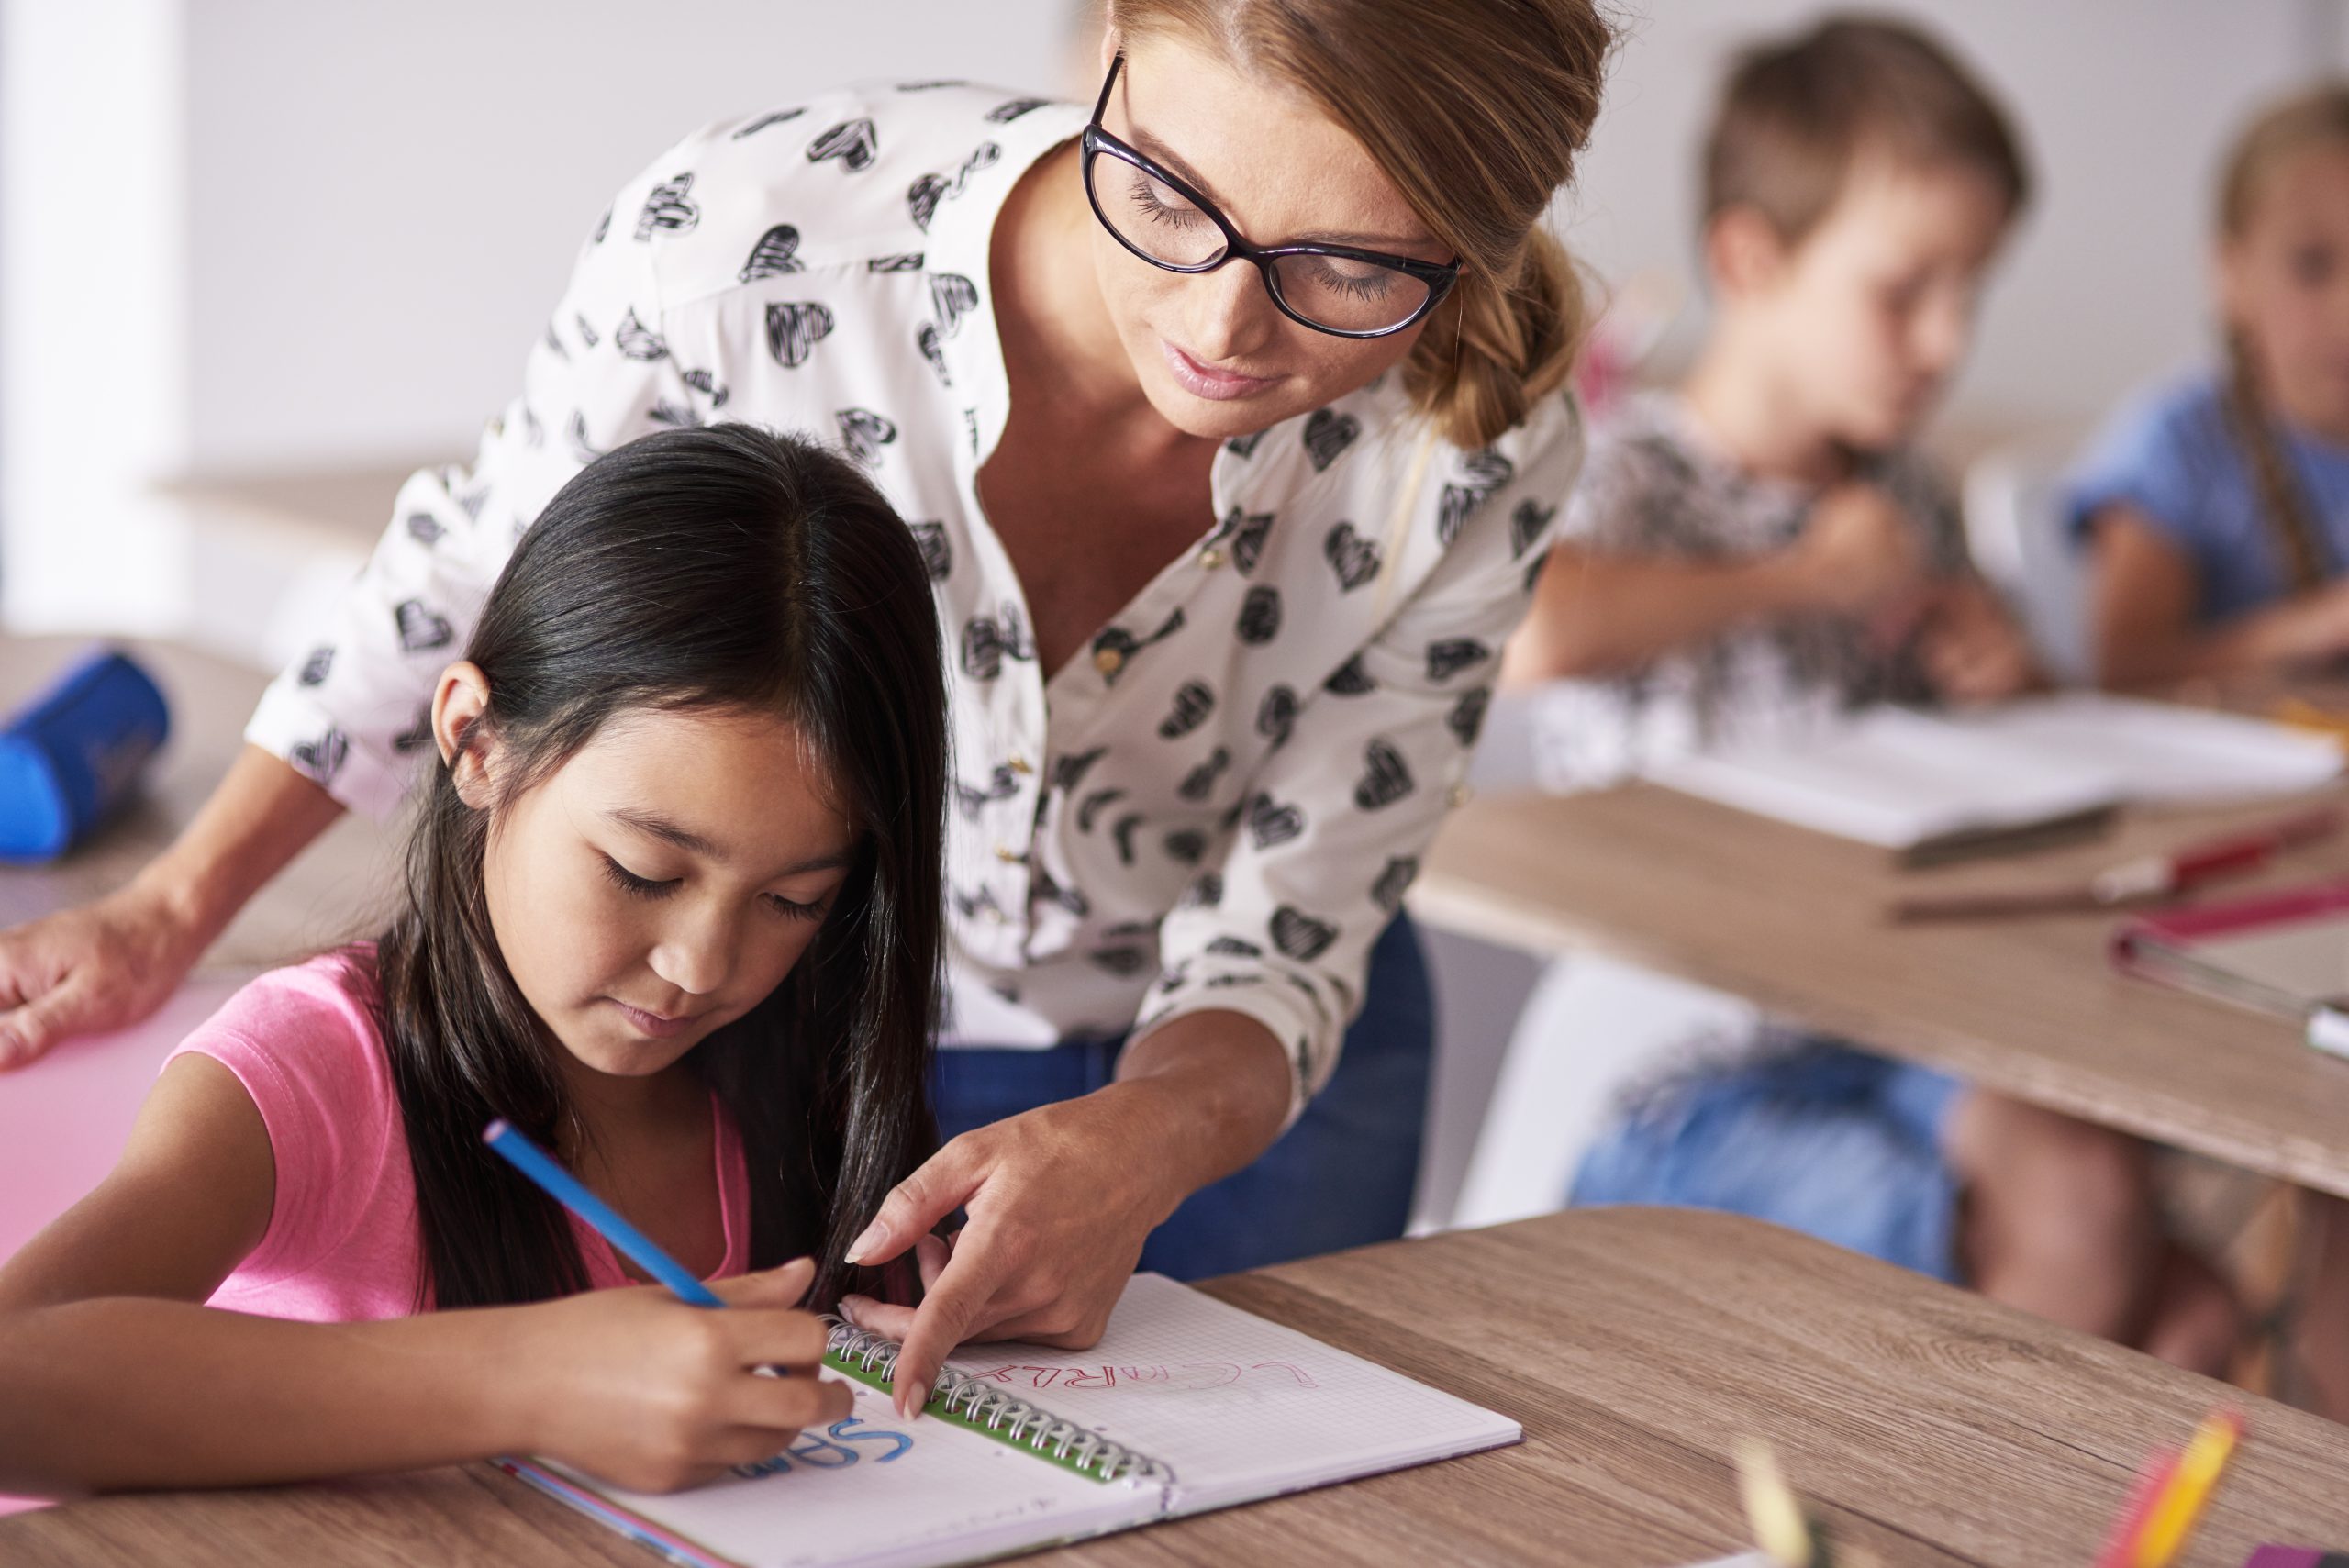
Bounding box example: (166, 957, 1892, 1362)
(1183, 260, 1277, 362)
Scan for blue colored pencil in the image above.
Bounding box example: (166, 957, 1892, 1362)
(482, 1118, 724, 1307)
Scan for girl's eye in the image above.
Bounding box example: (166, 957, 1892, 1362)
(601, 855, 679, 900)
(766, 892, 829, 922)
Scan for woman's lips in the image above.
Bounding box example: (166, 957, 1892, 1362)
(605, 997, 699, 1039)
(1162, 339, 1274, 401)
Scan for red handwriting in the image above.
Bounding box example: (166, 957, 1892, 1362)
(967, 1362, 1320, 1392)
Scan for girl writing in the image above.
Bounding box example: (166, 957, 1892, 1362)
(0, 425, 949, 1496)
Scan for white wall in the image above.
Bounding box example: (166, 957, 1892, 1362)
(0, 0, 1084, 637)
(7, 0, 2347, 635)
(1561, 0, 2348, 433)
(181, 0, 1087, 471)
(0, 0, 191, 634)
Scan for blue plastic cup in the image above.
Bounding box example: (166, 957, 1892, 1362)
(0, 649, 172, 862)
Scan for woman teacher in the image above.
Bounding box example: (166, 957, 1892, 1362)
(0, 0, 1608, 1406)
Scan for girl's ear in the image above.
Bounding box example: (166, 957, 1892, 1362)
(430, 661, 497, 809)
(2214, 238, 2254, 333)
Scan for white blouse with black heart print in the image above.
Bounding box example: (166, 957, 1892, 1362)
(245, 79, 1584, 1125)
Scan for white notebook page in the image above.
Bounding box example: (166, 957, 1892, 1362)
(549, 1380, 1155, 1568)
(941, 1273, 1521, 1513)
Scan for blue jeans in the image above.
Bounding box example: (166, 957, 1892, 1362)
(1570, 1035, 1970, 1284)
(931, 914, 1432, 1280)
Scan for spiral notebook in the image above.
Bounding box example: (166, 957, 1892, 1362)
(503, 1272, 1520, 1568)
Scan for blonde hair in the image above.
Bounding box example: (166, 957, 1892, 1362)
(1106, 0, 1612, 450)
(2215, 84, 2349, 592)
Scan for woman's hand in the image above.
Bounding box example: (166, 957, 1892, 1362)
(0, 881, 213, 1069)
(837, 1013, 1291, 1418)
(515, 1260, 852, 1494)
(0, 745, 346, 1070)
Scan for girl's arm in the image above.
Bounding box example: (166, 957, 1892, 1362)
(2089, 504, 2349, 688)
(0, 1054, 847, 1497)
(1501, 481, 1927, 684)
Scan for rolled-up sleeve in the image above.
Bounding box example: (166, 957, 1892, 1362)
(245, 163, 699, 818)
(1133, 413, 1584, 1123)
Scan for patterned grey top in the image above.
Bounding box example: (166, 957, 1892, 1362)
(1529, 392, 1964, 794)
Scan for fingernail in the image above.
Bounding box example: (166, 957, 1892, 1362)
(838, 1294, 873, 1327)
(843, 1220, 885, 1265)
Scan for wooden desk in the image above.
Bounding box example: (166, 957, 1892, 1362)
(1414, 781, 2349, 1199)
(8, 1207, 2346, 1567)
(0, 636, 395, 970)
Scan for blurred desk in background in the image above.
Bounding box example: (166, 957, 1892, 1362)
(1416, 770, 2349, 1198)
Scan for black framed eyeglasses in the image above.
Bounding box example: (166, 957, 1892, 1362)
(1081, 53, 1461, 339)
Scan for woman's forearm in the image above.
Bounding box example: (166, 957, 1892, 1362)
(0, 1296, 529, 1496)
(1112, 1011, 1292, 1201)
(134, 744, 347, 940)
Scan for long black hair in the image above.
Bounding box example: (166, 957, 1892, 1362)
(373, 423, 947, 1313)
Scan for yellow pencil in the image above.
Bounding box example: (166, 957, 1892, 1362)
(2131, 1408, 2243, 1568)
(1735, 1440, 1817, 1568)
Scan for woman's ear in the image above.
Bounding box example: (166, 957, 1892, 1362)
(430, 661, 497, 808)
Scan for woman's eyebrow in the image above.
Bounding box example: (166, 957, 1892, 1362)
(1123, 126, 1424, 250)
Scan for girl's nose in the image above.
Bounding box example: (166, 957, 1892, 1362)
(648, 903, 740, 997)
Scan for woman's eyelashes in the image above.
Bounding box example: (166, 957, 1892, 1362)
(598, 852, 829, 921)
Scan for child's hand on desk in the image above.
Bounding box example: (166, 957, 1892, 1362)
(518, 1258, 851, 1494)
(1913, 579, 2042, 704)
(1786, 483, 1929, 617)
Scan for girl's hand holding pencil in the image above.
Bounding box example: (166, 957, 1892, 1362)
(515, 1260, 852, 1495)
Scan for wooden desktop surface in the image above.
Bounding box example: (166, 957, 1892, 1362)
(1414, 777, 2349, 1199)
(8, 1206, 2346, 1568)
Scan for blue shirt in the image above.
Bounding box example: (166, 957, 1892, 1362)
(2066, 372, 2349, 624)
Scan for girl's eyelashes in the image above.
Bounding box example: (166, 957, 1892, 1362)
(767, 892, 829, 922)
(600, 853, 680, 900)
(601, 850, 831, 919)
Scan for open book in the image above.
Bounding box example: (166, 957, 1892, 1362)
(1644, 695, 2343, 862)
(505, 1273, 1520, 1568)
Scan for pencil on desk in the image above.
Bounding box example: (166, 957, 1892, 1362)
(2091, 1446, 2181, 1568)
(2132, 1408, 2243, 1568)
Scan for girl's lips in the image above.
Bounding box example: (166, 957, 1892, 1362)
(1161, 339, 1274, 402)
(605, 997, 698, 1039)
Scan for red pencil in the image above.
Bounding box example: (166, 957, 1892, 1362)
(2092, 1448, 2182, 1568)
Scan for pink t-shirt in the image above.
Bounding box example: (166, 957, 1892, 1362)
(165, 949, 751, 1322)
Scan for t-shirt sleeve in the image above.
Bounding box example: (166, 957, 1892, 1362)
(2064, 380, 2224, 562)
(163, 960, 397, 1283)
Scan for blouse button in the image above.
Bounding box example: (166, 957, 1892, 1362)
(994, 843, 1023, 863)
(1093, 647, 1124, 678)
(1198, 547, 1226, 570)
